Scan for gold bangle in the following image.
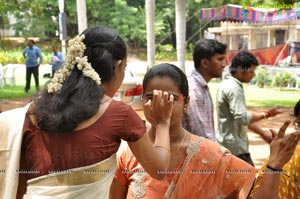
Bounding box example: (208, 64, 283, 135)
(154, 145, 171, 156)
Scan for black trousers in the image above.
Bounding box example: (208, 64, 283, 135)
(25, 65, 39, 90)
(236, 153, 255, 166)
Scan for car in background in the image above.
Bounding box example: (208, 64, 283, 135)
(113, 69, 143, 110)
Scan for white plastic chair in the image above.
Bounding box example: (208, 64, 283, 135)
(0, 64, 6, 88)
(4, 64, 17, 87)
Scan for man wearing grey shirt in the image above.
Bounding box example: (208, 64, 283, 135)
(216, 51, 281, 166)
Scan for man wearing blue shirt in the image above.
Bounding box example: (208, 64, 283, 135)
(23, 40, 43, 93)
(49, 46, 64, 77)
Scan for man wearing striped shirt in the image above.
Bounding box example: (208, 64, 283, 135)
(182, 39, 227, 141)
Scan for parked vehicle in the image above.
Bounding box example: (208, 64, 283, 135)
(113, 69, 143, 110)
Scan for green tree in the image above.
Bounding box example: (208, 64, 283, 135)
(5, 0, 293, 53)
(0, 0, 59, 38)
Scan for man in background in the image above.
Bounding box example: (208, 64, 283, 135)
(182, 39, 227, 141)
(23, 40, 43, 93)
(216, 51, 281, 166)
(49, 46, 64, 77)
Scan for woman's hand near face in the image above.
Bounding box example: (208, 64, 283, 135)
(268, 120, 300, 169)
(131, 89, 174, 179)
(144, 90, 173, 126)
(252, 120, 300, 199)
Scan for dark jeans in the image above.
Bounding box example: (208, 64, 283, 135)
(52, 70, 57, 78)
(25, 65, 39, 91)
(236, 153, 254, 166)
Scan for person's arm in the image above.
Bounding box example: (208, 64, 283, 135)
(248, 109, 283, 143)
(128, 90, 172, 179)
(248, 123, 276, 143)
(251, 120, 300, 199)
(110, 179, 128, 199)
(226, 87, 252, 126)
(58, 53, 64, 62)
(22, 48, 26, 58)
(250, 108, 282, 124)
(249, 111, 268, 123)
(37, 48, 43, 64)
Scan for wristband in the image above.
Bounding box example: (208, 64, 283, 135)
(266, 111, 271, 118)
(266, 165, 289, 177)
(266, 165, 282, 172)
(261, 112, 268, 119)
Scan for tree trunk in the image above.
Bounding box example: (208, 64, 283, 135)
(175, 0, 186, 73)
(76, 0, 88, 34)
(145, 0, 155, 70)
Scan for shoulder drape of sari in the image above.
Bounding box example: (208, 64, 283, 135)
(166, 136, 257, 199)
(0, 104, 31, 199)
(23, 154, 117, 199)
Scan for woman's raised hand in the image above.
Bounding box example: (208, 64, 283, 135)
(268, 120, 300, 169)
(144, 90, 173, 127)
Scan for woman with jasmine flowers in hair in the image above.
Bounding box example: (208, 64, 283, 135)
(0, 26, 173, 199)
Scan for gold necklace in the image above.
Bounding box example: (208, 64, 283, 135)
(171, 129, 187, 155)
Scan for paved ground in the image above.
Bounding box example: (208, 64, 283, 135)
(247, 108, 295, 168)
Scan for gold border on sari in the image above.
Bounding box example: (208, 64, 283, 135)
(27, 154, 116, 186)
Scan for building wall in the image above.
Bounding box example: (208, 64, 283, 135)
(208, 20, 300, 51)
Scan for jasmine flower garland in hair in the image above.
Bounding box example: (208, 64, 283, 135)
(47, 35, 101, 93)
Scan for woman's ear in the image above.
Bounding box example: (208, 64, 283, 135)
(114, 60, 122, 72)
(184, 96, 190, 113)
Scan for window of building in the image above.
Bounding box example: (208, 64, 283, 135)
(256, 33, 268, 49)
(275, 30, 285, 45)
(239, 35, 248, 50)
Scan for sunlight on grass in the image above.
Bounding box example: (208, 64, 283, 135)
(1, 76, 299, 108)
(0, 85, 40, 99)
(208, 82, 299, 108)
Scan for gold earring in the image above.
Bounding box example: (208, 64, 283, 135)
(184, 107, 187, 113)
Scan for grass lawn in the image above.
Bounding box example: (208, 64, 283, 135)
(208, 82, 299, 109)
(0, 68, 49, 99)
(1, 73, 299, 108)
(0, 85, 40, 99)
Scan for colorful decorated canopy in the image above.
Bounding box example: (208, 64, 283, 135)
(199, 4, 300, 23)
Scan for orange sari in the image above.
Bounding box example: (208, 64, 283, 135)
(115, 135, 257, 199)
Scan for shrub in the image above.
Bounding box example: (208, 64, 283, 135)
(253, 67, 271, 88)
(272, 71, 296, 90)
(0, 40, 14, 49)
(0, 50, 52, 65)
(157, 44, 174, 52)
